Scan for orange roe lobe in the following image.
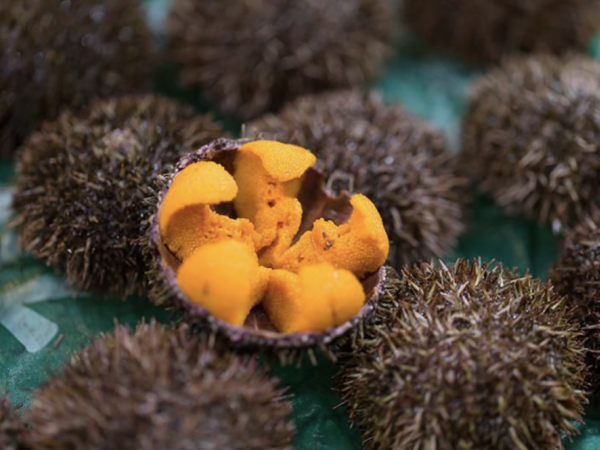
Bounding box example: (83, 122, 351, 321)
(163, 206, 257, 261)
(238, 140, 316, 183)
(176, 240, 270, 326)
(233, 141, 315, 265)
(159, 161, 237, 232)
(263, 264, 365, 333)
(277, 194, 390, 278)
(159, 161, 260, 261)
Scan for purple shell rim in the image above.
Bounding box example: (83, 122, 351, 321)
(150, 137, 387, 350)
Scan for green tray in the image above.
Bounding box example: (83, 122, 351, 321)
(2, 1, 600, 448)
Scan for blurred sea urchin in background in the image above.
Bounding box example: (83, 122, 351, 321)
(167, 0, 395, 119)
(403, 0, 600, 63)
(0, 0, 155, 156)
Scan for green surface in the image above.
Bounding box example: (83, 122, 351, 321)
(2, 1, 600, 449)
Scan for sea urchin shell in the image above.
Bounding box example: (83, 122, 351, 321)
(26, 321, 295, 450)
(337, 259, 587, 450)
(403, 0, 600, 63)
(462, 54, 600, 230)
(12, 95, 223, 297)
(167, 0, 395, 119)
(249, 90, 466, 267)
(551, 211, 600, 393)
(0, 0, 155, 156)
(149, 138, 389, 363)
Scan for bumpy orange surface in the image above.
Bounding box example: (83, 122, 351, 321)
(264, 264, 365, 333)
(177, 240, 270, 326)
(233, 141, 315, 267)
(160, 140, 389, 333)
(277, 194, 390, 278)
(159, 161, 258, 260)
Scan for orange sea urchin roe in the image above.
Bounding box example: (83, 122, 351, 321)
(163, 141, 389, 333)
(233, 141, 316, 267)
(263, 263, 366, 333)
(177, 240, 270, 326)
(159, 161, 259, 261)
(276, 194, 389, 278)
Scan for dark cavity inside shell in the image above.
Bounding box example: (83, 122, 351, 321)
(151, 138, 385, 348)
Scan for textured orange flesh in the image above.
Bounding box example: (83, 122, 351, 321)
(162, 141, 388, 332)
(233, 141, 315, 267)
(177, 240, 269, 326)
(159, 162, 259, 261)
(276, 194, 390, 278)
(263, 264, 366, 333)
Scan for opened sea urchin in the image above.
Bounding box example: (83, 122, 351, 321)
(150, 138, 390, 362)
(337, 259, 587, 450)
(551, 211, 600, 393)
(462, 54, 600, 230)
(0, 0, 154, 156)
(167, 0, 395, 119)
(12, 95, 223, 296)
(249, 90, 466, 267)
(403, 0, 600, 63)
(0, 398, 26, 450)
(26, 321, 294, 450)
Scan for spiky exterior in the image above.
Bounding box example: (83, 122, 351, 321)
(249, 90, 466, 267)
(0, 398, 26, 450)
(12, 95, 223, 297)
(403, 0, 600, 63)
(167, 0, 395, 119)
(337, 259, 587, 450)
(26, 321, 294, 450)
(462, 54, 600, 230)
(0, 0, 154, 156)
(551, 211, 600, 393)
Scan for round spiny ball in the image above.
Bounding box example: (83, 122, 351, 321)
(462, 54, 600, 230)
(0, 0, 154, 156)
(167, 0, 395, 119)
(551, 211, 600, 393)
(26, 321, 295, 450)
(338, 259, 587, 450)
(0, 398, 26, 450)
(403, 0, 600, 63)
(249, 90, 466, 267)
(12, 95, 223, 297)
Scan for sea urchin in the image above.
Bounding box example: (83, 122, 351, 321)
(0, 0, 155, 156)
(12, 95, 223, 297)
(462, 54, 600, 230)
(403, 0, 600, 63)
(167, 0, 395, 119)
(26, 321, 295, 450)
(551, 211, 600, 393)
(337, 259, 587, 450)
(249, 90, 466, 267)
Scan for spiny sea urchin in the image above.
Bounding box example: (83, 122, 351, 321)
(551, 211, 600, 393)
(149, 138, 390, 364)
(0, 0, 154, 156)
(0, 398, 26, 450)
(12, 95, 223, 297)
(249, 90, 466, 267)
(337, 259, 587, 450)
(26, 321, 295, 450)
(167, 0, 395, 119)
(462, 54, 600, 230)
(403, 0, 600, 63)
